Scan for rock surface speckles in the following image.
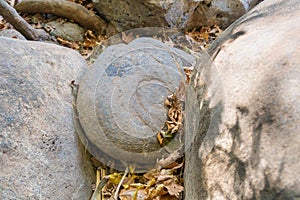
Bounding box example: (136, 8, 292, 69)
(0, 37, 94, 199)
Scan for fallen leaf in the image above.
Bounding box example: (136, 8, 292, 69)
(157, 132, 164, 146)
(145, 184, 168, 200)
(160, 194, 179, 200)
(108, 173, 122, 184)
(165, 121, 176, 131)
(156, 174, 174, 182)
(171, 125, 179, 134)
(119, 187, 147, 200)
(164, 98, 172, 107)
(166, 162, 183, 170)
(163, 179, 184, 198)
(183, 67, 193, 84)
(144, 169, 158, 180)
(122, 32, 134, 44)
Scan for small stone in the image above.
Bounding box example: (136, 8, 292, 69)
(45, 21, 85, 42)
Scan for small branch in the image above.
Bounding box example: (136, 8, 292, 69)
(0, 0, 51, 40)
(15, 0, 116, 35)
(90, 175, 109, 200)
(114, 167, 129, 200)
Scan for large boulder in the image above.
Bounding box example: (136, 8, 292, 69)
(92, 0, 168, 32)
(92, 0, 262, 32)
(184, 0, 300, 199)
(0, 37, 94, 199)
(182, 0, 264, 30)
(75, 36, 195, 172)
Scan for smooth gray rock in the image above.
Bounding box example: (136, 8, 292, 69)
(76, 37, 195, 172)
(0, 29, 26, 40)
(185, 0, 300, 199)
(45, 21, 85, 42)
(0, 37, 94, 199)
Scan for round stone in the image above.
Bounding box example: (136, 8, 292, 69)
(75, 36, 195, 171)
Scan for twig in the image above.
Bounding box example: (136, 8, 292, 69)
(0, 0, 51, 40)
(90, 175, 109, 200)
(114, 167, 129, 200)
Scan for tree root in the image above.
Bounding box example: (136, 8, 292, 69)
(0, 0, 52, 40)
(14, 0, 117, 36)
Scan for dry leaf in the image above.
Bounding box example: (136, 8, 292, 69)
(156, 145, 184, 170)
(108, 173, 122, 184)
(171, 125, 179, 134)
(160, 194, 179, 200)
(164, 98, 172, 107)
(187, 25, 223, 48)
(157, 132, 164, 146)
(122, 32, 134, 44)
(183, 67, 193, 84)
(119, 187, 147, 200)
(145, 184, 168, 200)
(165, 121, 175, 130)
(146, 178, 156, 187)
(166, 162, 183, 170)
(163, 179, 184, 198)
(144, 169, 158, 180)
(156, 174, 174, 182)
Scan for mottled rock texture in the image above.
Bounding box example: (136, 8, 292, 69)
(184, 0, 300, 199)
(45, 21, 85, 42)
(93, 0, 168, 32)
(0, 37, 94, 199)
(92, 0, 262, 32)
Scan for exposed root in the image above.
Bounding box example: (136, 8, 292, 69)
(15, 0, 116, 35)
(0, 0, 52, 40)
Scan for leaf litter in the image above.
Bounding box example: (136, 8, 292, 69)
(92, 67, 192, 200)
(89, 25, 223, 196)
(95, 161, 185, 200)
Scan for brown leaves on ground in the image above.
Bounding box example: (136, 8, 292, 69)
(0, 16, 11, 30)
(92, 160, 184, 200)
(157, 65, 193, 147)
(117, 162, 184, 200)
(20, 12, 107, 59)
(0, 0, 106, 60)
(157, 92, 183, 146)
(24, 13, 107, 58)
(186, 25, 223, 48)
(183, 66, 193, 84)
(56, 30, 106, 59)
(166, 94, 182, 134)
